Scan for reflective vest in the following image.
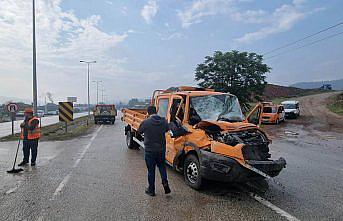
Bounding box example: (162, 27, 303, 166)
(20, 117, 41, 140)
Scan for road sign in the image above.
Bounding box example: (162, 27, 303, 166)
(59, 102, 73, 123)
(67, 97, 77, 103)
(6, 103, 18, 135)
(6, 103, 19, 113)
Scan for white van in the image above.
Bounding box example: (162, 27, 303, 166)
(281, 100, 300, 118)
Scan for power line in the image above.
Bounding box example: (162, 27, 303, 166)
(265, 31, 343, 60)
(262, 21, 343, 56)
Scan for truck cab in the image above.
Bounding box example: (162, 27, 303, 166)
(122, 87, 286, 189)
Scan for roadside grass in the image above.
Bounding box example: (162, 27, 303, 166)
(327, 92, 343, 116)
(0, 116, 95, 142)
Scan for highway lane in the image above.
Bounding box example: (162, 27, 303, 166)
(0, 118, 342, 220)
(0, 112, 88, 138)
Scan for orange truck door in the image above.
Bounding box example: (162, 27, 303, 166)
(244, 103, 263, 126)
(165, 95, 186, 165)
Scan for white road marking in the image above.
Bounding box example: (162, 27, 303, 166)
(250, 193, 300, 221)
(5, 186, 18, 194)
(52, 125, 103, 199)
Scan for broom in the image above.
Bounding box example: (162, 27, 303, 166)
(7, 139, 24, 174)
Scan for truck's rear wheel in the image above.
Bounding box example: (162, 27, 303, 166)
(126, 131, 139, 149)
(184, 154, 203, 190)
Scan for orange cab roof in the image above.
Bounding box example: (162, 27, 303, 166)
(157, 86, 232, 97)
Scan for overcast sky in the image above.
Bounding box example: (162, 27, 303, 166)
(0, 0, 342, 104)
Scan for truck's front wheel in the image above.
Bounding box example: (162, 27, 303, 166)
(184, 154, 203, 190)
(126, 131, 139, 149)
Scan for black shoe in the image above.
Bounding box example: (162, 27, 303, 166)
(145, 188, 156, 197)
(18, 161, 28, 167)
(163, 184, 171, 194)
(31, 162, 36, 166)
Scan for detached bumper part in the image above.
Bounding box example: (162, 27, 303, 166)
(199, 150, 286, 183)
(246, 157, 286, 177)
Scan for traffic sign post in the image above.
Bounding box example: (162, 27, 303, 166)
(59, 102, 74, 133)
(6, 103, 19, 135)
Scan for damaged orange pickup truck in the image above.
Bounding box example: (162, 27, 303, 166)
(122, 86, 286, 189)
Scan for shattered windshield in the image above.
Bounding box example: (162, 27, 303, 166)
(189, 94, 244, 122)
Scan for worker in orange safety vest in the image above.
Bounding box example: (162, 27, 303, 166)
(18, 108, 41, 167)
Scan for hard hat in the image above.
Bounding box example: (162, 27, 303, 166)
(24, 108, 33, 114)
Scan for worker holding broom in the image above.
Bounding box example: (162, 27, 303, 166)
(18, 108, 40, 167)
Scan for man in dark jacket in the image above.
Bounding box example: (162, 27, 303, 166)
(138, 106, 171, 196)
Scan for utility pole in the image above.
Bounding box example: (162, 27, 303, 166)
(80, 60, 96, 125)
(32, 0, 38, 116)
(92, 80, 102, 105)
(44, 95, 47, 114)
(100, 89, 106, 104)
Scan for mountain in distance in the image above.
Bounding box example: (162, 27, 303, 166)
(290, 78, 343, 90)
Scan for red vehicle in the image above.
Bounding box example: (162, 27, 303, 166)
(93, 104, 117, 124)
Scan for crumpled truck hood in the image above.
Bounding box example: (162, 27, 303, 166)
(196, 120, 258, 132)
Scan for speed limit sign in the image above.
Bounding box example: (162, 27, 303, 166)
(6, 103, 19, 113)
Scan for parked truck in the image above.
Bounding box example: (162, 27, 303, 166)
(122, 86, 286, 189)
(93, 104, 117, 124)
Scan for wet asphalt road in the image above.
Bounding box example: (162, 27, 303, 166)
(0, 118, 342, 220)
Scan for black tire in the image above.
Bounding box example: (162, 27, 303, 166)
(184, 154, 203, 190)
(94, 120, 98, 124)
(126, 131, 139, 149)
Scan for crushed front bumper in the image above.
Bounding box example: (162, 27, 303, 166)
(199, 149, 286, 183)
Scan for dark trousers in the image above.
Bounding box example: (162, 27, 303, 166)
(145, 151, 168, 192)
(23, 139, 39, 163)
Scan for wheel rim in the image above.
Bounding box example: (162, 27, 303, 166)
(186, 162, 198, 184)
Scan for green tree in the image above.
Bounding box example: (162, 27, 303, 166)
(195, 50, 271, 112)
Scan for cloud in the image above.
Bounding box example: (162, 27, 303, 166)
(105, 1, 113, 5)
(0, 0, 131, 102)
(234, 1, 308, 44)
(121, 6, 128, 15)
(178, 0, 321, 44)
(141, 0, 158, 24)
(230, 9, 267, 24)
(178, 0, 231, 28)
(161, 32, 186, 41)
